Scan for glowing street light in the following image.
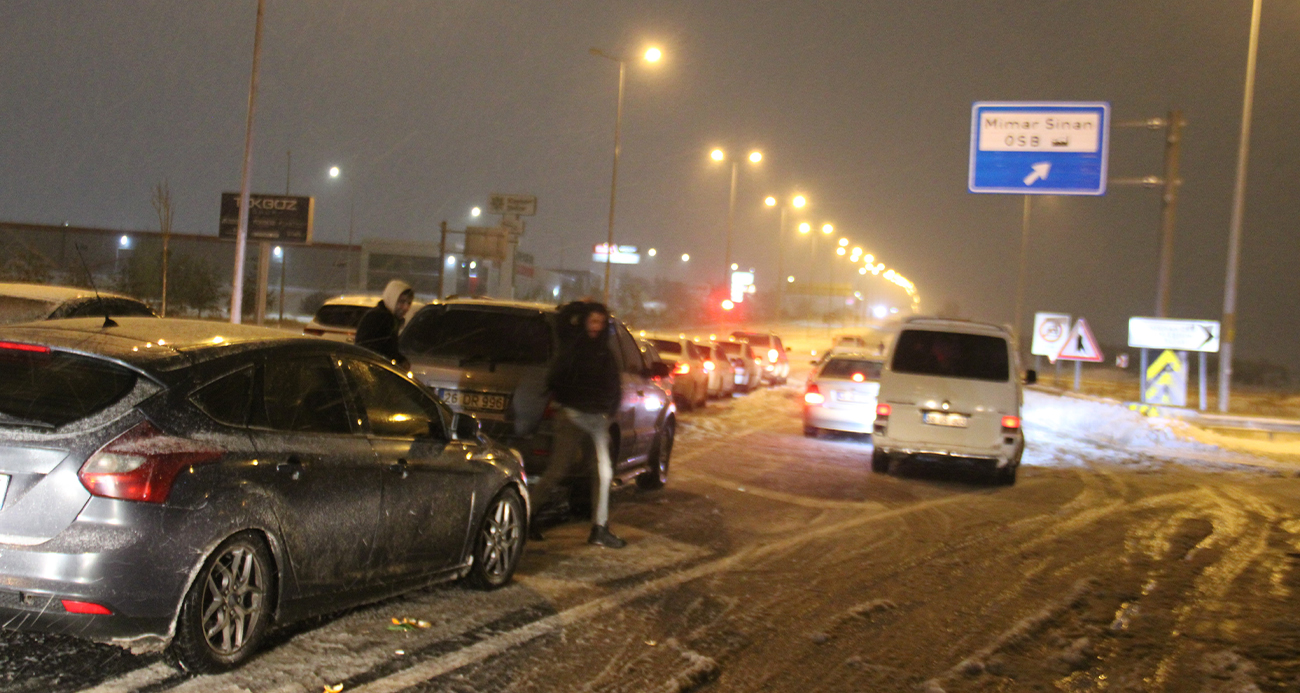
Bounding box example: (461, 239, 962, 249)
(764, 196, 777, 207)
(838, 237, 848, 247)
(590, 44, 665, 303)
(648, 248, 657, 256)
(821, 223, 833, 235)
(710, 149, 725, 161)
(748, 151, 762, 163)
(731, 263, 739, 270)
(328, 166, 340, 178)
(799, 222, 811, 234)
(793, 195, 806, 208)
(787, 275, 795, 283)
(681, 253, 690, 262)
(710, 147, 762, 285)
(470, 207, 481, 217)
(836, 247, 846, 256)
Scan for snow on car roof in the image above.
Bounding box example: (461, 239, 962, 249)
(0, 282, 137, 302)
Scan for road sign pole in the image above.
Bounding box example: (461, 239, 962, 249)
(1199, 351, 1207, 411)
(1155, 110, 1184, 317)
(1140, 348, 1149, 402)
(1013, 195, 1031, 346)
(1074, 361, 1081, 391)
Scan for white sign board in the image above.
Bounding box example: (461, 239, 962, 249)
(969, 102, 1110, 195)
(488, 194, 537, 216)
(592, 243, 640, 265)
(1128, 317, 1221, 353)
(730, 270, 755, 303)
(1031, 312, 1071, 360)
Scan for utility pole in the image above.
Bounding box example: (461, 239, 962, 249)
(1155, 111, 1184, 318)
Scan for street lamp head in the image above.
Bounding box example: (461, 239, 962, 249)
(764, 196, 777, 207)
(787, 275, 795, 283)
(644, 47, 662, 63)
(328, 166, 340, 178)
(710, 149, 725, 162)
(470, 207, 481, 217)
(822, 224, 833, 235)
(836, 247, 846, 256)
(798, 222, 811, 234)
(838, 237, 848, 247)
(859, 267, 867, 275)
(681, 253, 690, 262)
(748, 151, 762, 164)
(731, 263, 739, 270)
(792, 195, 806, 208)
(648, 248, 657, 257)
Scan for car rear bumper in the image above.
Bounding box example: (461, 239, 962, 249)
(873, 433, 1023, 468)
(804, 405, 876, 433)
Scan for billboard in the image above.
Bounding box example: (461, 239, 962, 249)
(219, 193, 314, 243)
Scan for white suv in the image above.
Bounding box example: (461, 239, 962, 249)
(871, 318, 1032, 484)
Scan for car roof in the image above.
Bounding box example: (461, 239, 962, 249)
(0, 282, 137, 303)
(439, 296, 558, 313)
(900, 316, 1011, 337)
(825, 351, 885, 361)
(0, 317, 334, 373)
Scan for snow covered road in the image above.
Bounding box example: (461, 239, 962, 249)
(2, 377, 1298, 692)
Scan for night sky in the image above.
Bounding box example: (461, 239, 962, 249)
(1, 1, 1297, 367)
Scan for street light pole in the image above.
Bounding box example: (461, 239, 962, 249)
(229, 0, 265, 325)
(1219, 0, 1263, 413)
(594, 50, 626, 306)
(725, 160, 738, 287)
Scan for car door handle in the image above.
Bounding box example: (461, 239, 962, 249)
(276, 457, 303, 480)
(388, 458, 409, 479)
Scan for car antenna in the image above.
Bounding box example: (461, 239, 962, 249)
(74, 243, 118, 328)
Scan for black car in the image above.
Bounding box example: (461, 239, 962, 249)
(0, 318, 528, 672)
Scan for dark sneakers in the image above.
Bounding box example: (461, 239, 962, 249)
(587, 524, 627, 549)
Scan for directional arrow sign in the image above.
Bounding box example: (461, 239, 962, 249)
(1143, 349, 1188, 406)
(1128, 317, 1221, 353)
(969, 102, 1110, 195)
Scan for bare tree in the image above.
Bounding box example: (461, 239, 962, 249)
(152, 181, 173, 316)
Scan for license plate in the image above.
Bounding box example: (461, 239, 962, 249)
(438, 389, 508, 412)
(834, 391, 873, 403)
(922, 411, 969, 428)
(0, 475, 9, 511)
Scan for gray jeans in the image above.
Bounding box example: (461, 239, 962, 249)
(535, 407, 614, 527)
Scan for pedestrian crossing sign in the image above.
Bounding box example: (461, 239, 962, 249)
(1056, 318, 1103, 362)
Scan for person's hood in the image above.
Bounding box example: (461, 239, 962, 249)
(381, 279, 413, 313)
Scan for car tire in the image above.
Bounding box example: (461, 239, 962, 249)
(637, 420, 674, 490)
(996, 463, 1018, 486)
(464, 487, 525, 590)
(169, 532, 275, 673)
(871, 449, 890, 474)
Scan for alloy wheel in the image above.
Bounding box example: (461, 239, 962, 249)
(200, 544, 267, 656)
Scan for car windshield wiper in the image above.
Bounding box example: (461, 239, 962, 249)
(0, 412, 56, 429)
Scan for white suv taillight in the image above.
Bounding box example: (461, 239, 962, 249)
(78, 421, 222, 504)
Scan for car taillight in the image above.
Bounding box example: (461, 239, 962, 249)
(852, 373, 865, 382)
(876, 403, 892, 418)
(78, 421, 222, 504)
(768, 348, 779, 363)
(61, 599, 113, 615)
(674, 363, 690, 375)
(703, 360, 715, 373)
(0, 341, 50, 354)
(804, 384, 825, 405)
(1001, 415, 1021, 430)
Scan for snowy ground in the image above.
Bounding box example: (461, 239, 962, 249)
(3, 357, 1300, 692)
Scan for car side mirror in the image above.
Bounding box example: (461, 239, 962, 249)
(648, 362, 670, 378)
(1024, 370, 1038, 385)
(452, 412, 481, 441)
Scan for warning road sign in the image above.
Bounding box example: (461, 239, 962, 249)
(1031, 312, 1070, 362)
(1143, 349, 1188, 406)
(1056, 318, 1103, 362)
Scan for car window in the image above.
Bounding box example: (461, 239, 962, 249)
(821, 358, 883, 380)
(314, 304, 372, 328)
(891, 330, 1010, 382)
(614, 324, 644, 374)
(401, 306, 552, 364)
(0, 296, 55, 324)
(343, 360, 445, 439)
(648, 338, 681, 355)
(0, 346, 138, 428)
(55, 297, 156, 319)
(251, 356, 354, 434)
(190, 366, 254, 426)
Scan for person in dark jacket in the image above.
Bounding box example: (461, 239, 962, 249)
(354, 279, 413, 369)
(533, 301, 627, 548)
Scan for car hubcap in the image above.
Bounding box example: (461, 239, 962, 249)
(201, 545, 266, 655)
(481, 498, 522, 579)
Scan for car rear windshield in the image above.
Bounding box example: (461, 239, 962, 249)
(891, 330, 1009, 382)
(0, 346, 139, 428)
(822, 358, 884, 380)
(314, 304, 372, 328)
(734, 333, 771, 347)
(0, 296, 55, 325)
(53, 298, 156, 319)
(401, 307, 552, 364)
(649, 339, 681, 355)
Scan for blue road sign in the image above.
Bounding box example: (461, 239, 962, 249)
(969, 102, 1110, 195)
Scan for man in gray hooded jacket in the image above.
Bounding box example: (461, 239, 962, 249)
(354, 279, 413, 369)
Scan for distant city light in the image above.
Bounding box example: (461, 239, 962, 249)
(793, 195, 806, 208)
(798, 223, 811, 234)
(710, 149, 725, 162)
(118, 235, 130, 248)
(328, 166, 340, 178)
(273, 246, 283, 258)
(836, 247, 846, 256)
(787, 275, 795, 283)
(470, 207, 481, 217)
(648, 248, 657, 256)
(681, 253, 690, 262)
(469, 261, 477, 269)
(822, 224, 833, 235)
(764, 196, 776, 207)
(446, 255, 456, 265)
(730, 263, 739, 270)
(748, 151, 762, 163)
